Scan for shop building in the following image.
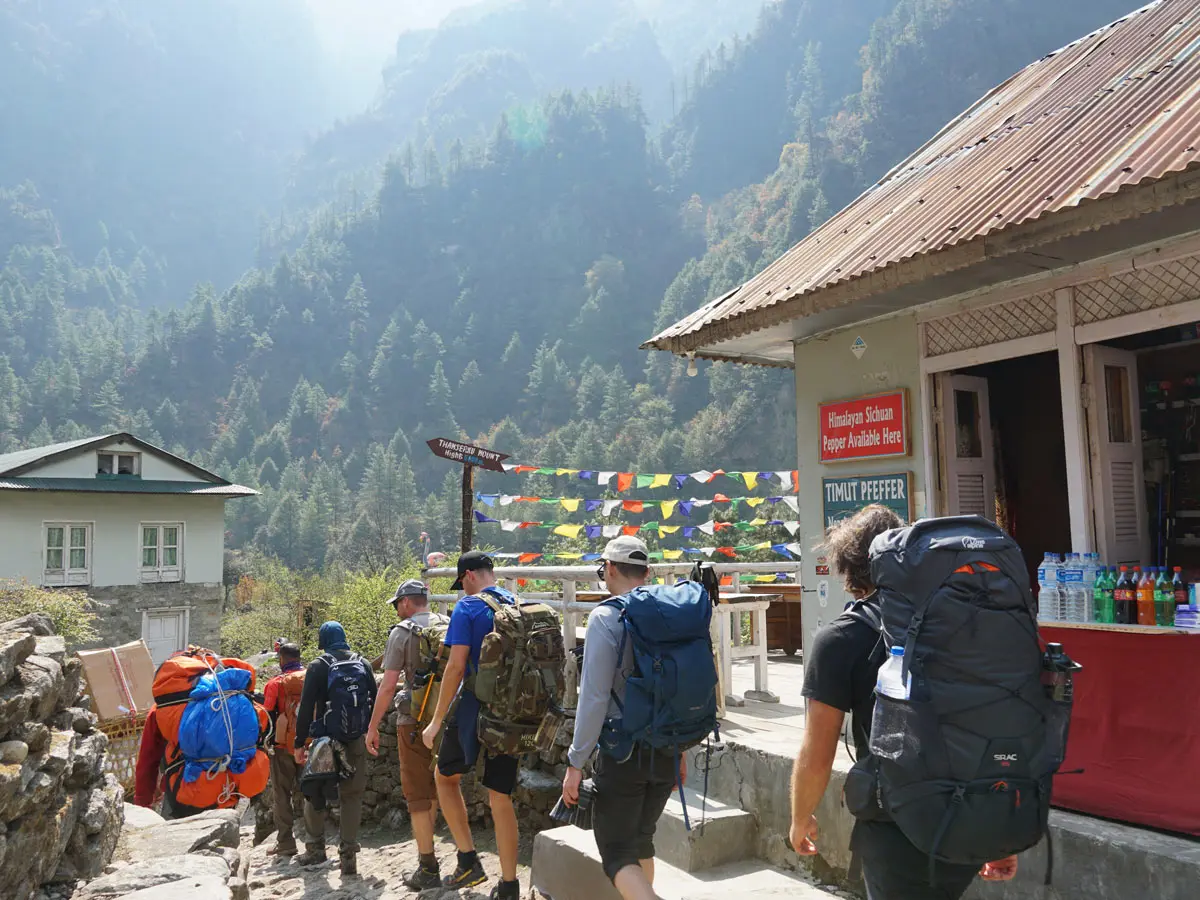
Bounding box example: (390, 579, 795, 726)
(646, 0, 1200, 835)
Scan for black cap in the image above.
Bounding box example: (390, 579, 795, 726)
(451, 550, 494, 591)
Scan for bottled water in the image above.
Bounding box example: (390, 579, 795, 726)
(1037, 553, 1061, 622)
(1081, 554, 1099, 623)
(1062, 553, 1088, 623)
(876, 646, 911, 700)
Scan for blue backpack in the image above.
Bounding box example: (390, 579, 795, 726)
(177, 667, 261, 783)
(600, 570, 721, 827)
(320, 653, 376, 742)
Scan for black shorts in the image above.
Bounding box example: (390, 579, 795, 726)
(592, 748, 679, 883)
(436, 718, 519, 795)
(853, 820, 980, 900)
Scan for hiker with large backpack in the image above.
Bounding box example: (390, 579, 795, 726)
(262, 641, 306, 856)
(421, 551, 565, 900)
(133, 646, 271, 819)
(791, 506, 1050, 899)
(365, 578, 450, 891)
(293, 620, 377, 876)
(562, 536, 720, 900)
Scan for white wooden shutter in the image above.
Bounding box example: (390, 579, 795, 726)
(1084, 345, 1149, 566)
(937, 374, 996, 520)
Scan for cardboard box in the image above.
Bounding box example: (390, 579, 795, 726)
(77, 640, 156, 721)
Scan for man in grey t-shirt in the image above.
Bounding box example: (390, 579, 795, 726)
(366, 579, 448, 891)
(562, 536, 687, 900)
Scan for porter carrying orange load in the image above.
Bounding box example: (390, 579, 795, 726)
(134, 647, 270, 817)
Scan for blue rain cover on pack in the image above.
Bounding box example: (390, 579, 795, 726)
(177, 667, 259, 783)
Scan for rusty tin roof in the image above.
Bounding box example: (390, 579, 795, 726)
(646, 0, 1200, 354)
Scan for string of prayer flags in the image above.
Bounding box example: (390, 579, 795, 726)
(486, 542, 804, 563)
(477, 493, 798, 516)
(474, 512, 801, 538)
(499, 464, 799, 492)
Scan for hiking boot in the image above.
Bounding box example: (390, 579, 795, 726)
(442, 859, 487, 889)
(295, 843, 328, 866)
(339, 851, 358, 877)
(490, 879, 521, 900)
(403, 865, 441, 890)
(267, 840, 297, 857)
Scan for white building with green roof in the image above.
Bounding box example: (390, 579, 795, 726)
(0, 433, 256, 661)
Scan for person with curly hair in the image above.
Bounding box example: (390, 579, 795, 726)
(788, 505, 1018, 898)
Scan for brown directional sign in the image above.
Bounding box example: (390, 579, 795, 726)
(426, 438, 509, 473)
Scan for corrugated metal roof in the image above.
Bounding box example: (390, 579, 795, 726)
(0, 477, 257, 497)
(0, 436, 112, 475)
(646, 0, 1200, 352)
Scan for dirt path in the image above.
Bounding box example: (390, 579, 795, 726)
(242, 820, 536, 900)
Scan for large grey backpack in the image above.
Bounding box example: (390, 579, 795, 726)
(863, 517, 1071, 881)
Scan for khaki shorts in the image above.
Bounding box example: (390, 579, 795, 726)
(397, 721, 438, 812)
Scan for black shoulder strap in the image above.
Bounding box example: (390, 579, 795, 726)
(842, 597, 882, 633)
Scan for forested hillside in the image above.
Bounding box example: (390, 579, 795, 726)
(0, 0, 1139, 574)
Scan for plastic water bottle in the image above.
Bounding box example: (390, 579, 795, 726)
(1063, 553, 1088, 623)
(1081, 554, 1098, 622)
(876, 646, 911, 700)
(1038, 553, 1061, 622)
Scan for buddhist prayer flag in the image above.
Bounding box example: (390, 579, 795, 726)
(650, 474, 671, 489)
(617, 473, 635, 492)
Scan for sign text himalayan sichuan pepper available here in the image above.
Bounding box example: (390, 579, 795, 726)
(818, 391, 908, 463)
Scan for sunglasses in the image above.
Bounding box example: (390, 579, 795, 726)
(596, 560, 608, 580)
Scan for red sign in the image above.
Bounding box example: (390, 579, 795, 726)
(818, 391, 909, 463)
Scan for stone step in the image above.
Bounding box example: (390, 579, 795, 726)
(532, 825, 835, 900)
(655, 786, 758, 872)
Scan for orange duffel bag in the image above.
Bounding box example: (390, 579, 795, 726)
(152, 647, 270, 811)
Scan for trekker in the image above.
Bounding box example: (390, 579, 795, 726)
(562, 535, 687, 900)
(294, 621, 377, 876)
(262, 642, 306, 856)
(421, 551, 521, 900)
(790, 505, 1018, 899)
(366, 579, 448, 890)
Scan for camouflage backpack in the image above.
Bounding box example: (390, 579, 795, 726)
(406, 613, 451, 727)
(470, 586, 566, 755)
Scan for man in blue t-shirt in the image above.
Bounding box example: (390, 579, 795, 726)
(422, 551, 520, 900)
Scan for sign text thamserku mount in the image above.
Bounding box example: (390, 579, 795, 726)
(818, 390, 909, 463)
(426, 438, 509, 472)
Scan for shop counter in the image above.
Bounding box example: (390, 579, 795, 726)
(1041, 622, 1200, 836)
(739, 583, 804, 656)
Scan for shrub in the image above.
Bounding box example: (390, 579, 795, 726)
(0, 580, 98, 647)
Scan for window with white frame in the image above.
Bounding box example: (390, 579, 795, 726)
(140, 524, 182, 583)
(45, 523, 91, 586)
(98, 451, 140, 477)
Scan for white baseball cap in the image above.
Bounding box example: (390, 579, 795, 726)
(601, 535, 650, 567)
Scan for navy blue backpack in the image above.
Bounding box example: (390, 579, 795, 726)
(601, 564, 721, 827)
(320, 653, 377, 742)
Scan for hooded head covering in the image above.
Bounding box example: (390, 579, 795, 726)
(317, 621, 349, 652)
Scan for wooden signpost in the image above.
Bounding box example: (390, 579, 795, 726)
(426, 438, 510, 553)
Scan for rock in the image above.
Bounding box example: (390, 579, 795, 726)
(120, 809, 241, 861)
(76, 854, 231, 898)
(123, 803, 165, 829)
(34, 636, 67, 665)
(1, 740, 29, 763)
(362, 790, 380, 807)
(40, 728, 76, 777)
(3, 789, 81, 898)
(66, 732, 108, 789)
(0, 679, 35, 737)
(107, 876, 233, 899)
(10, 721, 51, 754)
(227, 877, 249, 900)
(79, 776, 123, 835)
(0, 632, 36, 686)
(0, 613, 54, 637)
(17, 655, 65, 722)
(58, 659, 83, 713)
(50, 707, 96, 736)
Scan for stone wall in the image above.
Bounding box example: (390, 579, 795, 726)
(82, 583, 223, 652)
(0, 614, 124, 900)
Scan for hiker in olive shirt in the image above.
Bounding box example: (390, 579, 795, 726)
(366, 579, 448, 891)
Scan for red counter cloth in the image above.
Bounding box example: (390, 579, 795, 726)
(1041, 626, 1200, 835)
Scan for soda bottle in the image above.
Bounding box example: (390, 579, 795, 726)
(1155, 567, 1174, 626)
(1136, 567, 1157, 626)
(1114, 566, 1136, 624)
(1093, 567, 1114, 624)
(1174, 567, 1189, 612)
